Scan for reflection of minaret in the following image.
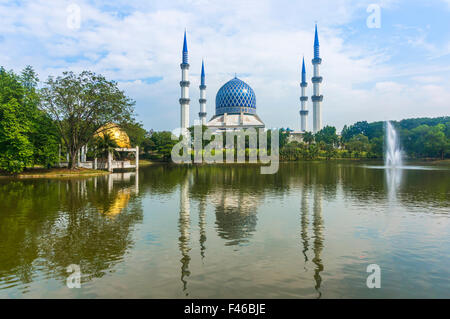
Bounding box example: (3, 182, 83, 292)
(312, 186, 324, 298)
(198, 199, 207, 260)
(300, 186, 310, 265)
(178, 173, 191, 295)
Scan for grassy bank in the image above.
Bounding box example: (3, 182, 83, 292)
(139, 159, 167, 166)
(0, 167, 110, 179)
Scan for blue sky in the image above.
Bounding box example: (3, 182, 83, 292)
(0, 0, 449, 131)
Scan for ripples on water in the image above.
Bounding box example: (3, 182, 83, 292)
(0, 162, 449, 298)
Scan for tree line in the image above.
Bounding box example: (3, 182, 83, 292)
(280, 118, 449, 161)
(0, 66, 135, 173)
(1, 65, 448, 174)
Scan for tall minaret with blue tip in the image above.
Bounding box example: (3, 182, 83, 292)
(198, 60, 207, 125)
(179, 30, 190, 132)
(311, 24, 323, 133)
(300, 57, 309, 132)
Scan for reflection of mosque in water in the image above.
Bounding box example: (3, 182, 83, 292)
(0, 172, 142, 289)
(177, 170, 325, 297)
(300, 183, 324, 298)
(177, 171, 262, 295)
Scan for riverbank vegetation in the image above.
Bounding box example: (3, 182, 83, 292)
(0, 66, 139, 174)
(1, 65, 449, 174)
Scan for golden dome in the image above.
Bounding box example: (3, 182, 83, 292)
(95, 123, 131, 148)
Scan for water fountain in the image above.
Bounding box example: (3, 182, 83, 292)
(385, 121, 403, 167)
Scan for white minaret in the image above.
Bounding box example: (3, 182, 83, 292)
(300, 57, 309, 132)
(179, 30, 190, 132)
(198, 60, 207, 125)
(311, 24, 323, 133)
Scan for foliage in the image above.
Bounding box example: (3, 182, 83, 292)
(148, 131, 178, 160)
(303, 131, 314, 145)
(91, 134, 119, 158)
(0, 66, 59, 173)
(40, 71, 135, 168)
(314, 125, 339, 146)
(121, 121, 148, 147)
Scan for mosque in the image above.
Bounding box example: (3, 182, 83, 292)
(179, 24, 323, 134)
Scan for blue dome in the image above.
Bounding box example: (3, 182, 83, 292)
(215, 77, 256, 115)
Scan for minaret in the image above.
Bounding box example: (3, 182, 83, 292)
(179, 30, 190, 133)
(300, 57, 309, 132)
(198, 60, 207, 126)
(311, 24, 323, 133)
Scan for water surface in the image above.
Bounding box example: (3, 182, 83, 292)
(0, 162, 449, 298)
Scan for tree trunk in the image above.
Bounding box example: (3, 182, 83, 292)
(68, 149, 78, 169)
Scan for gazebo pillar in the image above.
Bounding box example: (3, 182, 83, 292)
(108, 151, 113, 172)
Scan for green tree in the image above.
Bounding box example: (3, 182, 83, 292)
(315, 125, 338, 146)
(324, 143, 337, 160)
(92, 134, 119, 158)
(0, 68, 34, 173)
(121, 121, 148, 147)
(410, 124, 448, 159)
(345, 134, 370, 157)
(150, 131, 178, 160)
(369, 136, 383, 158)
(40, 71, 135, 169)
(341, 121, 369, 142)
(20, 66, 60, 168)
(303, 131, 314, 145)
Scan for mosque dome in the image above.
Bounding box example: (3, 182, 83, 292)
(215, 77, 256, 116)
(94, 123, 131, 148)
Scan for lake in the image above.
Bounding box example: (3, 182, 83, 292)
(0, 162, 449, 298)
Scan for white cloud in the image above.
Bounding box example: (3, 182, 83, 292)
(0, 0, 448, 132)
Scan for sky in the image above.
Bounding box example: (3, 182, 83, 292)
(0, 0, 449, 132)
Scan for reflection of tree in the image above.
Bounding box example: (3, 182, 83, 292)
(339, 164, 449, 209)
(0, 175, 142, 289)
(198, 199, 207, 260)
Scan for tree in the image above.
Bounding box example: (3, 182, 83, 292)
(150, 131, 178, 160)
(279, 129, 290, 149)
(303, 131, 314, 145)
(345, 134, 370, 157)
(307, 144, 319, 159)
(121, 121, 148, 147)
(0, 68, 34, 173)
(92, 134, 119, 158)
(410, 124, 448, 159)
(315, 125, 338, 146)
(324, 143, 337, 160)
(40, 71, 135, 168)
(20, 66, 60, 168)
(341, 121, 369, 142)
(369, 136, 383, 158)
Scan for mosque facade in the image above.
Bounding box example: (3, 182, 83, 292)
(179, 25, 323, 134)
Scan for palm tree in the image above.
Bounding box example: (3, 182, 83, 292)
(92, 134, 119, 159)
(303, 131, 314, 145)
